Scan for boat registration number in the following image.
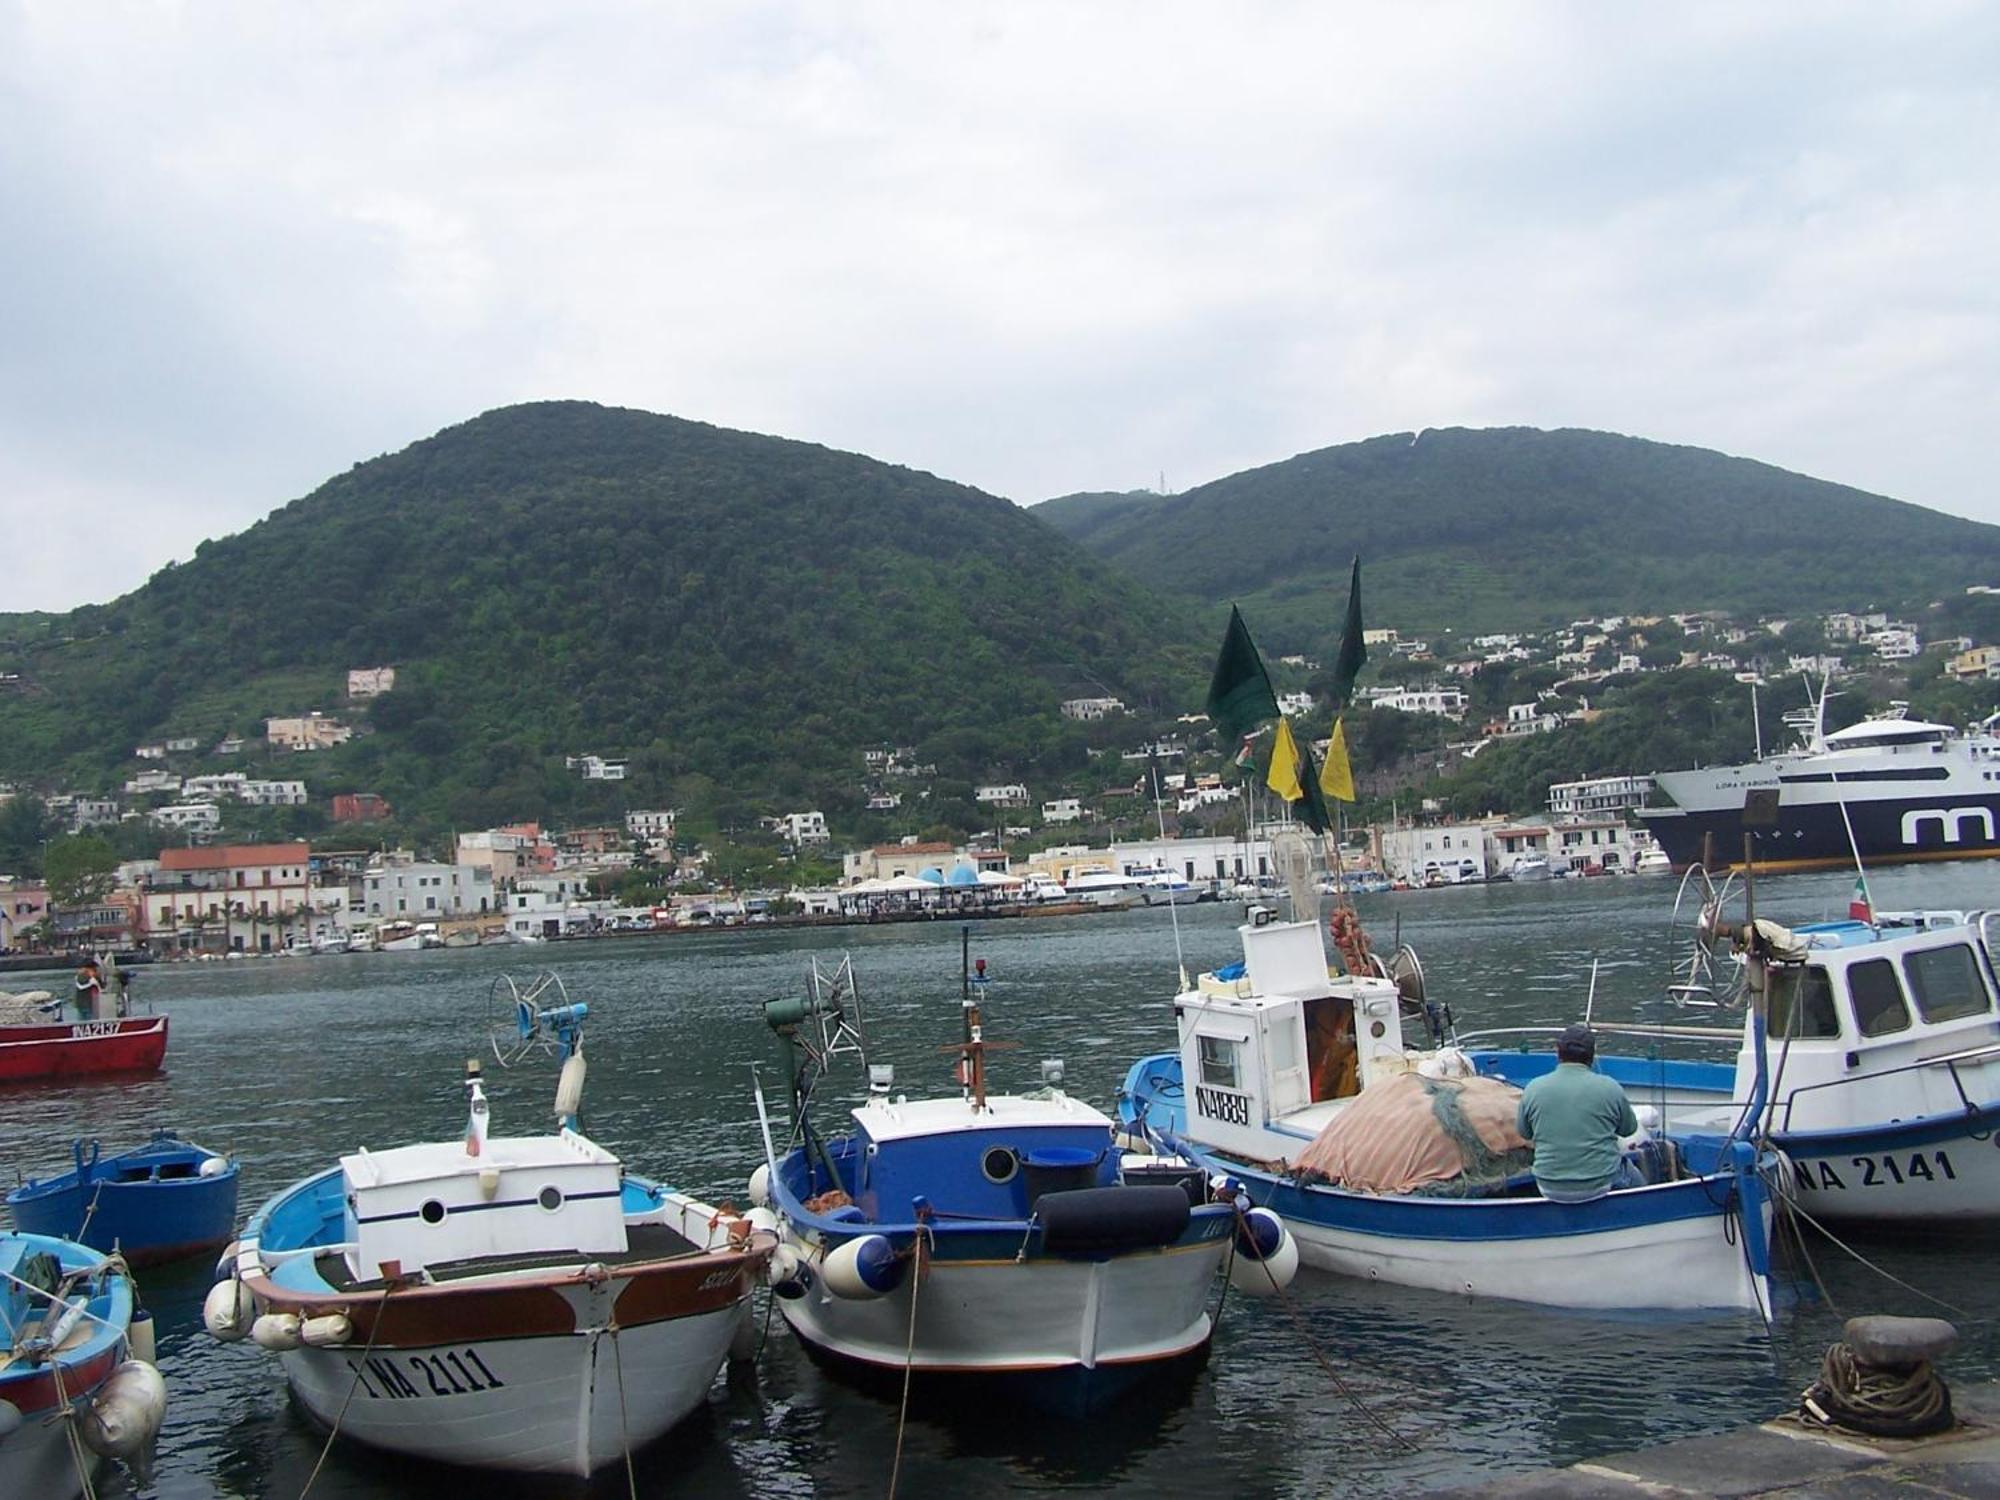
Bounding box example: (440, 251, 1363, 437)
(72, 1020, 123, 1038)
(1791, 1149, 1957, 1192)
(344, 1347, 505, 1400)
(1194, 1085, 1251, 1127)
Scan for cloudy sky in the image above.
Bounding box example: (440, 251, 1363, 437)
(3, 3, 1995, 612)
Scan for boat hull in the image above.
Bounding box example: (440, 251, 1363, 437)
(1233, 1167, 1771, 1315)
(0, 1017, 168, 1082)
(1, 1233, 139, 1500)
(8, 1139, 239, 1267)
(280, 1306, 742, 1476)
(776, 1233, 1226, 1410)
(1639, 792, 2000, 873)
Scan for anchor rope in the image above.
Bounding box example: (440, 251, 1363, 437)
(609, 1323, 637, 1500)
(885, 1225, 930, 1500)
(299, 1282, 394, 1498)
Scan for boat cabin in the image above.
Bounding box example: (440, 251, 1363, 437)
(803, 1094, 1119, 1227)
(340, 1130, 627, 1281)
(1743, 914, 2000, 1134)
(1171, 912, 1409, 1160)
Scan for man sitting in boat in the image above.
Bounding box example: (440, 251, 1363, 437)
(1516, 1025, 1641, 1202)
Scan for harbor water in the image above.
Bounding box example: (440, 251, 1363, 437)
(7, 864, 2000, 1498)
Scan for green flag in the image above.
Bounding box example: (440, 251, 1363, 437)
(1206, 604, 1281, 742)
(1267, 719, 1332, 835)
(1330, 556, 1367, 709)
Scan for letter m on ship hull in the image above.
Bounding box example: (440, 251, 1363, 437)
(1902, 808, 1997, 846)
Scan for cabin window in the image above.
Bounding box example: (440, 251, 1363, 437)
(1767, 966, 1841, 1040)
(1903, 944, 1992, 1024)
(1847, 959, 1912, 1038)
(1197, 1034, 1243, 1091)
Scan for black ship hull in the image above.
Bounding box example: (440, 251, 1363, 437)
(1639, 792, 2000, 872)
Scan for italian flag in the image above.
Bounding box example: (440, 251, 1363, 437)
(1849, 875, 1873, 924)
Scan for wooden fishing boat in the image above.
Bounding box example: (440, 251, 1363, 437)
(0, 1014, 168, 1083)
(8, 1134, 239, 1267)
(208, 992, 772, 1477)
(0, 1231, 167, 1498)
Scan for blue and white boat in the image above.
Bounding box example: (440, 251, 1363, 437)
(749, 949, 1294, 1414)
(9, 1133, 239, 1268)
(1514, 902, 2000, 1225)
(1119, 907, 1778, 1317)
(1, 1231, 167, 1498)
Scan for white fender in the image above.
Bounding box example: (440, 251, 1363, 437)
(745, 1206, 780, 1237)
(198, 1155, 229, 1178)
(0, 1398, 21, 1440)
(203, 1279, 255, 1342)
(748, 1163, 772, 1207)
(554, 1051, 587, 1121)
(251, 1312, 303, 1351)
(823, 1235, 905, 1300)
(1229, 1225, 1300, 1297)
(300, 1314, 353, 1348)
(78, 1360, 167, 1459)
(129, 1306, 157, 1364)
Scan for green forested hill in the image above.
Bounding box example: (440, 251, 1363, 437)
(0, 403, 1202, 833)
(1034, 427, 2000, 649)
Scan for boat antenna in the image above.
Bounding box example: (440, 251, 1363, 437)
(1750, 677, 1762, 760)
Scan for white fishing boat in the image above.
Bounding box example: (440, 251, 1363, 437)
(750, 950, 1294, 1413)
(210, 989, 773, 1475)
(1121, 903, 1777, 1316)
(1504, 854, 1553, 882)
(1064, 870, 1145, 910)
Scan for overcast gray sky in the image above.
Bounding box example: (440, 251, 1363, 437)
(3, 3, 1995, 613)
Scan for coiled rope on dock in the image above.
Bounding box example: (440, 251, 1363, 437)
(1801, 1342, 1953, 1439)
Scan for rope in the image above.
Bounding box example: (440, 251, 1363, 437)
(1782, 1197, 1970, 1318)
(1801, 1342, 1953, 1437)
(885, 1227, 928, 1500)
(52, 1357, 100, 1500)
(76, 1180, 107, 1248)
(299, 1284, 394, 1498)
(609, 1324, 637, 1500)
(1228, 1202, 1414, 1452)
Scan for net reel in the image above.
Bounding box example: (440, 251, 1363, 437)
(487, 970, 588, 1066)
(1667, 864, 1748, 1009)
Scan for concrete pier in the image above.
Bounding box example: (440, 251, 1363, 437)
(1433, 1380, 2000, 1497)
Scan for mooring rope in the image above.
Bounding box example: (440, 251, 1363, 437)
(1782, 1197, 1969, 1318)
(1801, 1341, 1952, 1438)
(885, 1227, 929, 1500)
(1228, 1202, 1413, 1452)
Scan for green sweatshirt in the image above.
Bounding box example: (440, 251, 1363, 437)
(1516, 1062, 1639, 1193)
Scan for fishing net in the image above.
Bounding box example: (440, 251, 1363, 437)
(1292, 1071, 1533, 1197)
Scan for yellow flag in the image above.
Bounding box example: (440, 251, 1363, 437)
(1320, 716, 1355, 802)
(1267, 719, 1304, 803)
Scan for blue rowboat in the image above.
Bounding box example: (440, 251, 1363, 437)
(8, 1133, 239, 1268)
(1, 1230, 167, 1497)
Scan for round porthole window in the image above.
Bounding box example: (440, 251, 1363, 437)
(538, 1185, 564, 1212)
(981, 1146, 1018, 1183)
(1370, 1020, 1387, 1039)
(419, 1199, 447, 1225)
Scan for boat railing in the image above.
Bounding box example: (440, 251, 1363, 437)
(1457, 1022, 1739, 1049)
(1766, 1039, 2000, 1133)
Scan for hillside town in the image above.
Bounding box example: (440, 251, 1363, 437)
(8, 596, 1997, 957)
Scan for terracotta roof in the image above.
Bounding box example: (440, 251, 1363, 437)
(159, 842, 310, 870)
(871, 842, 954, 855)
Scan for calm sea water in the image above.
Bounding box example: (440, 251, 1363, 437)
(8, 864, 2000, 1499)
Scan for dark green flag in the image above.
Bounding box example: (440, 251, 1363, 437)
(1206, 605, 1281, 742)
(1330, 556, 1367, 709)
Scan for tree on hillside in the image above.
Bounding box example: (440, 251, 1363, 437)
(44, 834, 118, 909)
(0, 795, 52, 877)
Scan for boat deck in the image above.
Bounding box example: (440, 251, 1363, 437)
(315, 1222, 705, 1290)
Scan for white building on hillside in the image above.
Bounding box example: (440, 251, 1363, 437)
(1377, 824, 1490, 884)
(975, 784, 1030, 808)
(782, 811, 830, 846)
(1060, 697, 1126, 721)
(1547, 774, 1654, 820)
(347, 666, 397, 698)
(1041, 798, 1083, 824)
(363, 860, 495, 917)
(151, 802, 221, 834)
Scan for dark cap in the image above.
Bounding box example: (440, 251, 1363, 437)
(1556, 1023, 1597, 1061)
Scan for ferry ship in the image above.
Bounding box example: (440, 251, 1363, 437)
(1638, 686, 2000, 872)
